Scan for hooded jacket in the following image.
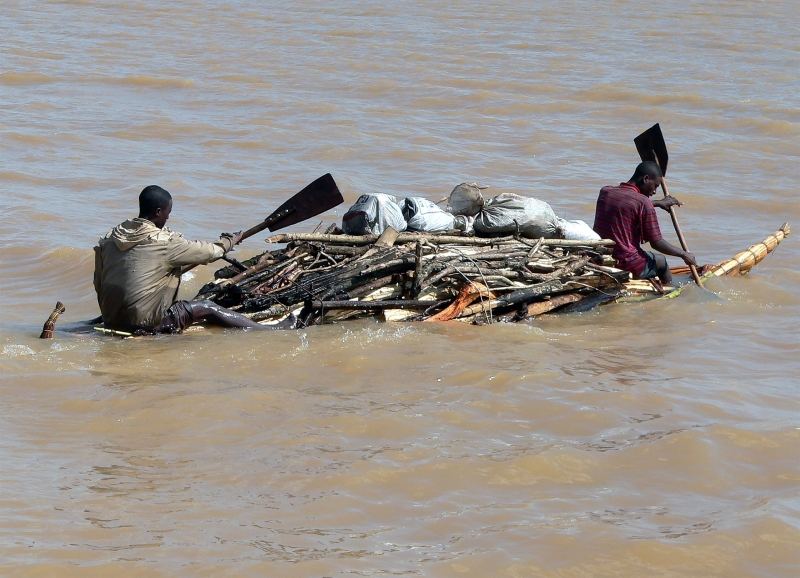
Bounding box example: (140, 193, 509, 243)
(93, 218, 226, 330)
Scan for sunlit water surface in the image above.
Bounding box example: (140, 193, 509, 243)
(1, 1, 798, 576)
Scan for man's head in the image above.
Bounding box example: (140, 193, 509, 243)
(138, 185, 173, 228)
(629, 161, 663, 197)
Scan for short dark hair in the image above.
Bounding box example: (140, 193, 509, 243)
(631, 161, 662, 184)
(139, 185, 172, 216)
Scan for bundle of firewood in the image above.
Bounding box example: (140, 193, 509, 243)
(195, 229, 627, 326)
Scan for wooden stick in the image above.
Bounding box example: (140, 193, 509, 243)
(374, 227, 400, 248)
(312, 299, 445, 310)
(650, 150, 702, 285)
(424, 282, 494, 322)
(526, 293, 584, 316)
(412, 241, 424, 298)
(267, 232, 614, 248)
(457, 279, 567, 318)
(361, 227, 401, 260)
(660, 178, 702, 285)
(93, 326, 133, 337)
(348, 275, 399, 299)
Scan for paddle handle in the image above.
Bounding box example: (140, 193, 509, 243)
(660, 177, 702, 285)
(180, 206, 297, 276)
(240, 206, 294, 243)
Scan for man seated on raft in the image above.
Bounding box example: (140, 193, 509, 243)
(94, 185, 296, 334)
(593, 161, 697, 285)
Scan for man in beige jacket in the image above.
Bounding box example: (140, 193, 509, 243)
(94, 185, 293, 333)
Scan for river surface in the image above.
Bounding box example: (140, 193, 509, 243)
(1, 1, 798, 576)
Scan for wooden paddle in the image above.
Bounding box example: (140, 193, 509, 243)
(634, 124, 703, 285)
(184, 173, 343, 274)
(239, 172, 343, 241)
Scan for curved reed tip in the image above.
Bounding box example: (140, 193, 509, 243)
(39, 302, 66, 339)
(780, 222, 790, 236)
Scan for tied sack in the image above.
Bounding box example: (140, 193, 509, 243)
(341, 193, 407, 235)
(447, 182, 486, 216)
(555, 217, 601, 241)
(402, 197, 456, 233)
(473, 192, 559, 238)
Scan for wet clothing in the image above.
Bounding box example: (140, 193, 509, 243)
(154, 300, 198, 333)
(638, 251, 659, 280)
(153, 300, 276, 333)
(94, 218, 230, 330)
(593, 182, 663, 276)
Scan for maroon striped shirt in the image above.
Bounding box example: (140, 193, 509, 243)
(593, 182, 663, 275)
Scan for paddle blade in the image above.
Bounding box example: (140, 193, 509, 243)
(634, 123, 669, 175)
(266, 173, 343, 232)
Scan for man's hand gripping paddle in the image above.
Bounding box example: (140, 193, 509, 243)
(185, 173, 344, 274)
(634, 124, 703, 285)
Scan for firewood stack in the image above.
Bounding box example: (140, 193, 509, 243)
(195, 229, 627, 327)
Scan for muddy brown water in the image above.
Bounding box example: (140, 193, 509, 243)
(1, 1, 798, 576)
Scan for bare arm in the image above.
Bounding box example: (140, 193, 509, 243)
(653, 195, 682, 211)
(650, 237, 696, 267)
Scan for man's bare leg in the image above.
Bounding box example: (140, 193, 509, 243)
(158, 300, 297, 332)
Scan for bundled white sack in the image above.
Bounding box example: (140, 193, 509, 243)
(447, 182, 486, 216)
(555, 217, 601, 241)
(473, 192, 559, 238)
(341, 193, 407, 235)
(403, 197, 456, 232)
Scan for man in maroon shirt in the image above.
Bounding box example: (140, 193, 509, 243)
(594, 161, 696, 284)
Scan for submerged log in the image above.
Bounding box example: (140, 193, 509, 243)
(39, 302, 66, 339)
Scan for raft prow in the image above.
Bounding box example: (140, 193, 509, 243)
(621, 223, 790, 299)
(708, 222, 789, 277)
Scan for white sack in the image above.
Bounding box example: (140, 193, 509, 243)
(473, 192, 559, 238)
(341, 193, 407, 235)
(555, 217, 601, 241)
(403, 197, 456, 232)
